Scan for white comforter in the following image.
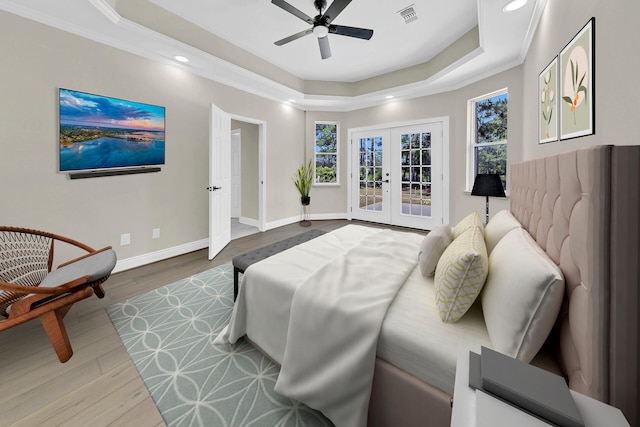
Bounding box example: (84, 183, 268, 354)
(215, 225, 422, 427)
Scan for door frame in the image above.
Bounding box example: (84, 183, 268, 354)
(229, 113, 266, 232)
(230, 128, 242, 219)
(347, 117, 450, 228)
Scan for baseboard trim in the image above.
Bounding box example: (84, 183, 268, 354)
(238, 216, 260, 227)
(113, 238, 209, 273)
(113, 213, 349, 272)
(264, 216, 300, 231)
(311, 212, 349, 221)
(264, 212, 349, 231)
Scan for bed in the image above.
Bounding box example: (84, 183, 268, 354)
(216, 145, 639, 427)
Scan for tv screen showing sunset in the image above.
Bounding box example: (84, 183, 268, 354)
(59, 88, 165, 172)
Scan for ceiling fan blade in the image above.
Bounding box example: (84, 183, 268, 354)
(329, 25, 373, 40)
(318, 36, 332, 59)
(275, 28, 313, 46)
(323, 0, 352, 24)
(271, 0, 314, 24)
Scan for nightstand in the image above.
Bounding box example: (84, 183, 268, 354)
(450, 347, 630, 427)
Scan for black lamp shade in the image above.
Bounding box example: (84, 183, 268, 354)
(471, 174, 506, 198)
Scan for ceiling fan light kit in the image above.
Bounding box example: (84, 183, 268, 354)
(272, 0, 374, 60)
(313, 25, 329, 38)
(503, 0, 528, 12)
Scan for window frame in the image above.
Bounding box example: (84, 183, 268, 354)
(466, 88, 508, 192)
(314, 121, 340, 186)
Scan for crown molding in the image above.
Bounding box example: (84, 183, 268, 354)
(0, 0, 545, 112)
(88, 0, 120, 24)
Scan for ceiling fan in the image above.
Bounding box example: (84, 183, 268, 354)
(272, 0, 374, 60)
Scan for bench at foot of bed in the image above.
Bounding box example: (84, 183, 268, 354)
(231, 229, 326, 300)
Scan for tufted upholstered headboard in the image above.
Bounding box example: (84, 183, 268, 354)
(509, 145, 639, 426)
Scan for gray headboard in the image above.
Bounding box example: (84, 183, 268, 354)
(509, 145, 639, 426)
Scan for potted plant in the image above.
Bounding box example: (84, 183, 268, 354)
(293, 159, 313, 206)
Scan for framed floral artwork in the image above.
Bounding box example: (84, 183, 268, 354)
(539, 57, 558, 143)
(559, 18, 595, 140)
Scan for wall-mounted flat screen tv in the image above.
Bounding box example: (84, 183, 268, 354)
(59, 88, 165, 173)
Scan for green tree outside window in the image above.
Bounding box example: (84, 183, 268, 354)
(315, 122, 338, 184)
(470, 92, 508, 190)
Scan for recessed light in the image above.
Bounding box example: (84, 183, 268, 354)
(174, 55, 189, 63)
(386, 95, 394, 99)
(503, 0, 527, 12)
(288, 99, 296, 103)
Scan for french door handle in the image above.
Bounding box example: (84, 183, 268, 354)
(207, 186, 222, 191)
(383, 179, 390, 183)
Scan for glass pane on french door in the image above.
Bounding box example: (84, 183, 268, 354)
(351, 122, 442, 230)
(359, 136, 382, 211)
(400, 132, 432, 217)
(351, 130, 391, 224)
(391, 122, 442, 230)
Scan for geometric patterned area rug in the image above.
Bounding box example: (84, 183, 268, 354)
(107, 263, 333, 427)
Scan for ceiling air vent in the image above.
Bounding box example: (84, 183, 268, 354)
(398, 4, 418, 24)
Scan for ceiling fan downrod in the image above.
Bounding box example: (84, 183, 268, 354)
(314, 0, 327, 15)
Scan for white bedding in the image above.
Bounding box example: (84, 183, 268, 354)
(215, 224, 493, 424)
(216, 225, 383, 364)
(377, 266, 493, 394)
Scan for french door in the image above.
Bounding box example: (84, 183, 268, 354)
(351, 121, 444, 230)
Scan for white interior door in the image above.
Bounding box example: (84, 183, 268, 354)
(351, 129, 391, 224)
(208, 103, 231, 260)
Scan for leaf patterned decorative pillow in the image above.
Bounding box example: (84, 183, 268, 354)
(434, 226, 488, 323)
(452, 211, 484, 239)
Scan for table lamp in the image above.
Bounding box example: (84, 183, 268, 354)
(471, 174, 506, 224)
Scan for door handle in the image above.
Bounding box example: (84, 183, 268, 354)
(206, 186, 222, 191)
(383, 180, 390, 183)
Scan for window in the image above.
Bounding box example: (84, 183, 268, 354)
(467, 89, 508, 191)
(315, 122, 339, 184)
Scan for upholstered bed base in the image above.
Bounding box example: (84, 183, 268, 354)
(368, 358, 451, 427)
(367, 145, 639, 427)
(510, 145, 639, 426)
(246, 145, 638, 426)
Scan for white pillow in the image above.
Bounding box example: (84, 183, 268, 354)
(434, 226, 488, 323)
(418, 224, 453, 277)
(481, 228, 564, 362)
(484, 210, 522, 254)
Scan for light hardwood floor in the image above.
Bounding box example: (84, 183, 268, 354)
(0, 220, 423, 426)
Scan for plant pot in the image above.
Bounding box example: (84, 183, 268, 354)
(301, 196, 311, 206)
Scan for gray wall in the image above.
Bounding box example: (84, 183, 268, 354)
(3, 0, 635, 265)
(303, 111, 348, 218)
(0, 11, 304, 261)
(522, 0, 640, 158)
(306, 65, 522, 225)
(231, 120, 259, 221)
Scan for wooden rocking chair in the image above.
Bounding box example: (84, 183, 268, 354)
(0, 227, 117, 362)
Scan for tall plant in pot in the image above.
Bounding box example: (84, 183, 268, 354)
(293, 159, 313, 206)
